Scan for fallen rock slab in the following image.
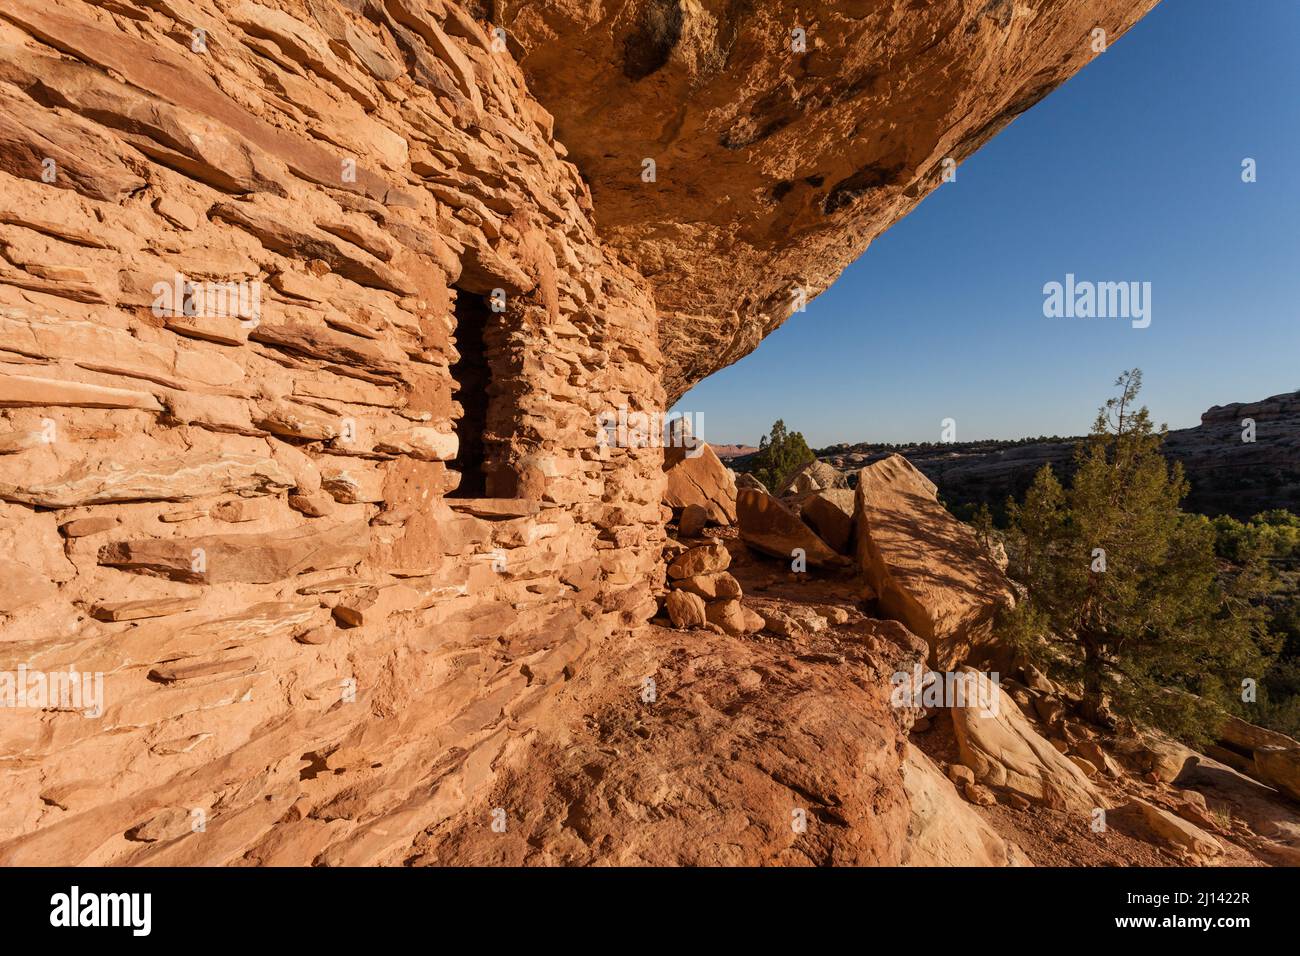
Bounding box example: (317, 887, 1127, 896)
(854, 454, 1014, 669)
(1113, 798, 1222, 861)
(950, 669, 1101, 813)
(737, 487, 847, 569)
(799, 489, 855, 555)
(663, 443, 737, 525)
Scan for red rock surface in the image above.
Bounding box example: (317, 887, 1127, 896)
(0, 0, 665, 865)
(501, 0, 1160, 400)
(854, 455, 1014, 669)
(6, 0, 1251, 871)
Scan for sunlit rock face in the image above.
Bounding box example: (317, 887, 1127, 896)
(0, 0, 1159, 866)
(503, 0, 1159, 401)
(0, 0, 665, 865)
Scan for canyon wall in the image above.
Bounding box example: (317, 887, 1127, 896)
(0, 0, 664, 865)
(0, 0, 1159, 865)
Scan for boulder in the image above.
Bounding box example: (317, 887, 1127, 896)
(665, 589, 707, 629)
(1113, 798, 1222, 861)
(1138, 736, 1200, 784)
(737, 487, 847, 569)
(781, 459, 848, 495)
(734, 472, 767, 494)
(901, 745, 1031, 867)
(666, 542, 730, 579)
(853, 454, 1014, 669)
(673, 571, 742, 602)
(950, 669, 1101, 813)
(705, 598, 760, 636)
(799, 489, 855, 555)
(677, 503, 709, 538)
(1254, 746, 1300, 803)
(663, 443, 737, 525)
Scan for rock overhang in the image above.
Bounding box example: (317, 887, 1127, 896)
(499, 0, 1162, 400)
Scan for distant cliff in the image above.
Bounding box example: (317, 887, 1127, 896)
(816, 391, 1300, 520)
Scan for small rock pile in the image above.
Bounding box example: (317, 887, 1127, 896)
(660, 537, 763, 636)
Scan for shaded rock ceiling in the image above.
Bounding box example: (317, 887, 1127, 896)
(500, 0, 1160, 401)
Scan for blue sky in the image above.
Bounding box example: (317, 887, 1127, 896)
(677, 0, 1300, 448)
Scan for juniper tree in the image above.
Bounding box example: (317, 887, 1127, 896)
(1004, 370, 1275, 742)
(749, 419, 814, 493)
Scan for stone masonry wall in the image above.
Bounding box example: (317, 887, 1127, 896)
(0, 0, 666, 864)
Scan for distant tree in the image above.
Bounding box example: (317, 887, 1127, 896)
(1211, 510, 1300, 737)
(749, 419, 814, 493)
(1004, 370, 1276, 742)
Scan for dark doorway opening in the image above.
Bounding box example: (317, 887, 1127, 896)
(448, 290, 492, 498)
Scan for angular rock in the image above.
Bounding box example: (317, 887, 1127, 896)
(665, 589, 706, 629)
(662, 443, 737, 525)
(950, 669, 1101, 813)
(854, 455, 1014, 669)
(666, 542, 730, 580)
(737, 487, 847, 569)
(1114, 798, 1222, 861)
(799, 489, 855, 555)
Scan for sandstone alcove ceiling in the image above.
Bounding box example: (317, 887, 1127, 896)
(498, 0, 1159, 401)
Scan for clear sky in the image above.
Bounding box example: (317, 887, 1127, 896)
(675, 0, 1300, 448)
